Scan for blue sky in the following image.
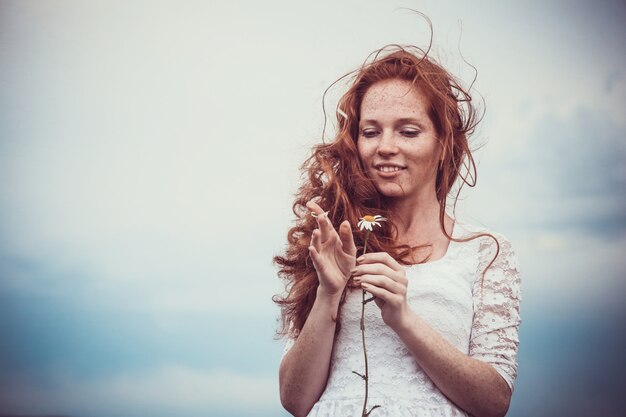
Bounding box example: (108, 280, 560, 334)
(0, 1, 625, 416)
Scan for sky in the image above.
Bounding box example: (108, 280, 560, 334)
(0, 0, 625, 416)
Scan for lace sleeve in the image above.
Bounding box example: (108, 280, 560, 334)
(469, 233, 522, 393)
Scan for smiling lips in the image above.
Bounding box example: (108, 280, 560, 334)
(374, 163, 406, 177)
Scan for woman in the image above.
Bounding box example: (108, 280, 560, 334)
(274, 45, 521, 417)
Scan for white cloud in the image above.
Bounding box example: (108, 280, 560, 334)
(0, 365, 280, 417)
(1, 0, 624, 320)
(516, 230, 626, 316)
(1, 2, 625, 417)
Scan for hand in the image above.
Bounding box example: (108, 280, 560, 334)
(351, 252, 412, 331)
(307, 200, 357, 298)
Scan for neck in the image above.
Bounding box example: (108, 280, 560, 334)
(387, 190, 453, 245)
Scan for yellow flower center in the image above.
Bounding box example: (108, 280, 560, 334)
(363, 215, 376, 222)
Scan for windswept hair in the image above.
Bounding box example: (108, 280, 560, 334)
(273, 44, 496, 339)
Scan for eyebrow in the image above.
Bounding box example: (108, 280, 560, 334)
(359, 117, 427, 129)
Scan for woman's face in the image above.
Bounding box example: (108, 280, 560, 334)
(357, 78, 441, 203)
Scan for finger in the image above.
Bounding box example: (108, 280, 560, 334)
(306, 201, 334, 243)
(353, 263, 407, 286)
(308, 245, 323, 273)
(338, 220, 357, 257)
(357, 252, 405, 272)
(352, 263, 397, 281)
(317, 212, 335, 244)
(354, 274, 405, 295)
(311, 229, 322, 253)
(306, 200, 324, 216)
(361, 282, 394, 304)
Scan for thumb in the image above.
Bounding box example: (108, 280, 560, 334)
(338, 220, 357, 257)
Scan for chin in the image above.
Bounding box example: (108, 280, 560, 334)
(374, 183, 408, 198)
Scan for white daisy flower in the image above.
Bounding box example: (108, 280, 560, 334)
(357, 215, 387, 231)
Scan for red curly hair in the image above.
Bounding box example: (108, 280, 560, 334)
(273, 44, 495, 339)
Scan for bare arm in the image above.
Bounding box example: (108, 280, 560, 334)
(394, 312, 511, 417)
(279, 201, 357, 416)
(279, 288, 341, 417)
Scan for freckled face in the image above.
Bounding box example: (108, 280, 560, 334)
(357, 79, 441, 203)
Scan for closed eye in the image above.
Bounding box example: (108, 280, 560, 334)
(360, 129, 379, 138)
(401, 129, 420, 138)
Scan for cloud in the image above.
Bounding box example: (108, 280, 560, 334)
(0, 365, 282, 417)
(514, 308, 626, 417)
(1, 2, 625, 417)
(517, 230, 626, 317)
(463, 95, 626, 237)
(454, 73, 626, 319)
(520, 107, 626, 235)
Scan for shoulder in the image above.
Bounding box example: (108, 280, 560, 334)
(454, 221, 522, 307)
(453, 219, 519, 270)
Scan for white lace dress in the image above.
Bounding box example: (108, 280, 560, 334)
(282, 220, 522, 417)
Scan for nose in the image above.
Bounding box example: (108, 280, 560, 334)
(376, 129, 398, 156)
